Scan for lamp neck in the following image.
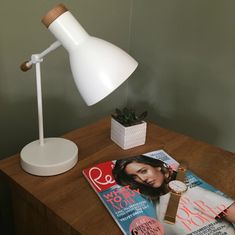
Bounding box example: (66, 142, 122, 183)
(47, 11, 89, 52)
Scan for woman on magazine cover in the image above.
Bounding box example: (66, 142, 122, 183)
(112, 155, 235, 235)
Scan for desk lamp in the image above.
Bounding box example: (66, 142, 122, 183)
(20, 4, 138, 176)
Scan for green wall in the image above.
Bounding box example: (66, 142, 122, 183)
(128, 0, 235, 153)
(0, 0, 133, 160)
(2, 0, 234, 166)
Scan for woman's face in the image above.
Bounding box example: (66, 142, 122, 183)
(125, 162, 164, 188)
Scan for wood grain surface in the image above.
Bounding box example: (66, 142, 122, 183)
(0, 117, 234, 234)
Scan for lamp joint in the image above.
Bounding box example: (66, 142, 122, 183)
(31, 54, 43, 64)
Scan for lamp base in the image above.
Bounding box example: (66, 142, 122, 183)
(20, 137, 78, 176)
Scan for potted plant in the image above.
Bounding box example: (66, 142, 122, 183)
(111, 107, 147, 149)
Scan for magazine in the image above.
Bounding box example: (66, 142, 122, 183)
(83, 150, 235, 235)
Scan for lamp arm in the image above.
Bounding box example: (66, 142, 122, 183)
(20, 40, 62, 71)
(35, 61, 44, 146)
(20, 40, 62, 146)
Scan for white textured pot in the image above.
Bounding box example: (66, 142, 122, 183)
(111, 118, 147, 150)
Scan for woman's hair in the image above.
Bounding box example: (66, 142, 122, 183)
(112, 155, 176, 201)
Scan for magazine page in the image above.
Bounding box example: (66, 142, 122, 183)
(83, 161, 164, 235)
(143, 150, 235, 234)
(83, 150, 235, 235)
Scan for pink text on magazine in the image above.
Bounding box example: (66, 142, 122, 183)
(177, 196, 228, 232)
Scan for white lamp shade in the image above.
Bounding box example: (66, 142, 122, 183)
(45, 8, 138, 105)
(69, 37, 138, 105)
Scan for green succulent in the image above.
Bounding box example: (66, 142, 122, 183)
(112, 107, 147, 127)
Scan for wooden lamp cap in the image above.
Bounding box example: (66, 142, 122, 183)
(42, 4, 68, 28)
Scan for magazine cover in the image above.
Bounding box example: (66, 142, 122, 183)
(83, 150, 235, 235)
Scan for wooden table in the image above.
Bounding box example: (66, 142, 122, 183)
(0, 117, 235, 235)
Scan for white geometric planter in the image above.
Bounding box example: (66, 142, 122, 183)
(111, 118, 147, 150)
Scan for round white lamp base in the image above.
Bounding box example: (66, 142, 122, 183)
(20, 137, 78, 176)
